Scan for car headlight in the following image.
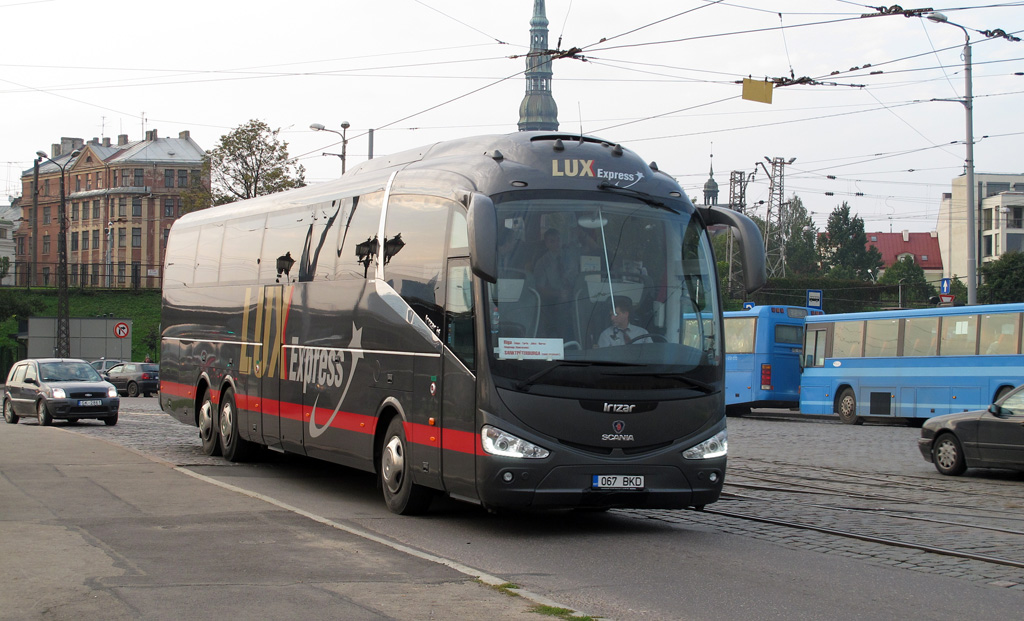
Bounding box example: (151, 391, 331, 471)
(682, 429, 728, 459)
(482, 425, 550, 459)
(107, 386, 118, 398)
(51, 388, 67, 399)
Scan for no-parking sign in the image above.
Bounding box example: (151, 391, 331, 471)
(114, 322, 130, 339)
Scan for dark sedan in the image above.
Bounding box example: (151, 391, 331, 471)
(919, 384, 1024, 475)
(104, 362, 159, 397)
(3, 358, 119, 426)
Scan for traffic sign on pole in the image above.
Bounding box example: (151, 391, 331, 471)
(939, 294, 955, 305)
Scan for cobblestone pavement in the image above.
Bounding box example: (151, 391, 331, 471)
(60, 402, 1024, 592)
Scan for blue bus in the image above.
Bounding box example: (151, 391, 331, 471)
(800, 303, 1024, 425)
(724, 305, 822, 413)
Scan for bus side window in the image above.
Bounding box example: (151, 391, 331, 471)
(384, 195, 452, 336)
(445, 263, 475, 370)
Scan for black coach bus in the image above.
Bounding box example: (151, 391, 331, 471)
(159, 132, 765, 514)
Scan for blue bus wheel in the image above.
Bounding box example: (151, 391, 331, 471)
(836, 388, 862, 425)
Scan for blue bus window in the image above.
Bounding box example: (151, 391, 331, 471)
(903, 317, 938, 356)
(981, 313, 1019, 355)
(864, 319, 898, 357)
(940, 315, 977, 356)
(834, 321, 863, 358)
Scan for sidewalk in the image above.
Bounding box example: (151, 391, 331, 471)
(0, 423, 546, 621)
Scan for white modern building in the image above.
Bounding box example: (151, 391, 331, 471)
(936, 173, 1024, 280)
(0, 200, 21, 286)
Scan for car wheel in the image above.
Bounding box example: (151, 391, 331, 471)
(127, 382, 139, 397)
(104, 413, 118, 426)
(380, 417, 433, 515)
(933, 433, 967, 476)
(198, 388, 221, 456)
(3, 399, 19, 424)
(37, 400, 53, 426)
(218, 388, 254, 462)
(836, 388, 862, 425)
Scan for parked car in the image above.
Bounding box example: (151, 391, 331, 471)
(90, 358, 123, 373)
(3, 358, 119, 426)
(104, 362, 159, 397)
(918, 384, 1024, 475)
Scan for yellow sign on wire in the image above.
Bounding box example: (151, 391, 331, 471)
(742, 78, 773, 104)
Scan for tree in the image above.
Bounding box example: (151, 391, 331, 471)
(978, 251, 1024, 303)
(206, 119, 306, 207)
(878, 256, 936, 307)
(819, 202, 882, 280)
(782, 195, 819, 276)
(0, 289, 41, 323)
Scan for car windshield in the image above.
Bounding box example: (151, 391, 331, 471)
(486, 191, 720, 394)
(38, 361, 103, 382)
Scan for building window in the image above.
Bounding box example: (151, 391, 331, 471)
(163, 228, 170, 246)
(95, 172, 101, 189)
(16, 237, 24, 255)
(132, 197, 142, 217)
(133, 168, 144, 186)
(118, 261, 126, 283)
(164, 198, 175, 217)
(118, 228, 126, 248)
(132, 227, 141, 248)
(165, 169, 174, 188)
(119, 198, 127, 217)
(71, 232, 79, 251)
(190, 170, 200, 186)
(82, 231, 89, 251)
(85, 174, 91, 191)
(178, 170, 188, 187)
(43, 207, 51, 224)
(42, 267, 50, 285)
(91, 264, 99, 285)
(75, 176, 81, 192)
(92, 229, 100, 249)
(43, 235, 51, 254)
(113, 170, 118, 187)
(81, 264, 88, 285)
(44, 179, 50, 195)
(93, 200, 100, 219)
(71, 203, 78, 221)
(0, 229, 6, 239)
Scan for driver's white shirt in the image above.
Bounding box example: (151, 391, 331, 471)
(598, 324, 650, 347)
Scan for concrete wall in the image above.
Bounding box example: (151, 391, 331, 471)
(27, 317, 133, 360)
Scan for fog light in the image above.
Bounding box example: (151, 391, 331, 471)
(501, 471, 514, 483)
(709, 472, 719, 483)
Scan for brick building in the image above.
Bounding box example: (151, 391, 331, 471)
(15, 129, 207, 289)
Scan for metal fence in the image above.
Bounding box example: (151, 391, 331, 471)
(4, 261, 163, 290)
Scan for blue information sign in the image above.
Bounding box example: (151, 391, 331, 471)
(941, 278, 951, 294)
(806, 289, 823, 309)
(742, 302, 755, 310)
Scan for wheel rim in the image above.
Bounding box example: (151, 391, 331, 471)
(839, 395, 855, 418)
(935, 438, 958, 470)
(3, 401, 11, 421)
(37, 402, 44, 421)
(199, 399, 215, 443)
(219, 399, 234, 446)
(382, 436, 405, 494)
(128, 383, 138, 397)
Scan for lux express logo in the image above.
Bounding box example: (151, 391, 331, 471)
(551, 159, 644, 187)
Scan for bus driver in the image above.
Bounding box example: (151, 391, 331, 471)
(598, 298, 651, 347)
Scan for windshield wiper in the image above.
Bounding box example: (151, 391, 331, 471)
(600, 371, 715, 394)
(515, 360, 640, 391)
(597, 182, 680, 214)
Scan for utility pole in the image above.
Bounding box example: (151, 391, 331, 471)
(759, 157, 795, 279)
(726, 170, 754, 297)
(36, 149, 79, 357)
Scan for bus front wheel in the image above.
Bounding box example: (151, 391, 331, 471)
(836, 388, 862, 425)
(380, 417, 433, 515)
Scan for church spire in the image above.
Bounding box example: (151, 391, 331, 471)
(518, 0, 559, 131)
(703, 145, 719, 205)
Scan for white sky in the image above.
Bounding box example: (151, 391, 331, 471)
(2, 0, 1022, 233)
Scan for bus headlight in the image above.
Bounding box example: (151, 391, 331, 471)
(482, 425, 550, 459)
(682, 429, 728, 459)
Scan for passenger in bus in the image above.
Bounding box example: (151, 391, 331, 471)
(986, 328, 1016, 355)
(598, 298, 652, 347)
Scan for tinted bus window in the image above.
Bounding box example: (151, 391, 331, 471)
(864, 319, 898, 357)
(163, 226, 200, 288)
(337, 192, 384, 280)
(724, 317, 756, 353)
(833, 321, 863, 358)
(384, 195, 452, 337)
(903, 316, 938, 356)
(980, 313, 1020, 355)
(940, 315, 977, 356)
(194, 223, 224, 285)
(261, 207, 313, 284)
(220, 215, 265, 284)
(775, 324, 803, 345)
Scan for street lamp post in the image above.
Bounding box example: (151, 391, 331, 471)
(36, 149, 80, 357)
(925, 12, 977, 305)
(310, 122, 351, 174)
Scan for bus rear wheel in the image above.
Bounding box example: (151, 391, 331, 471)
(836, 388, 862, 425)
(380, 417, 433, 515)
(198, 388, 221, 456)
(218, 388, 254, 462)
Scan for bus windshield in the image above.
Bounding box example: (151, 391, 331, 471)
(486, 192, 720, 393)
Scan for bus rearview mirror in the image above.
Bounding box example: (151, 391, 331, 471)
(698, 207, 766, 293)
(468, 193, 498, 283)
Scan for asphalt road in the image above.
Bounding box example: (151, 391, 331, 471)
(7, 399, 1024, 620)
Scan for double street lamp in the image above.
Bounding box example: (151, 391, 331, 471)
(311, 121, 350, 174)
(35, 148, 79, 357)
